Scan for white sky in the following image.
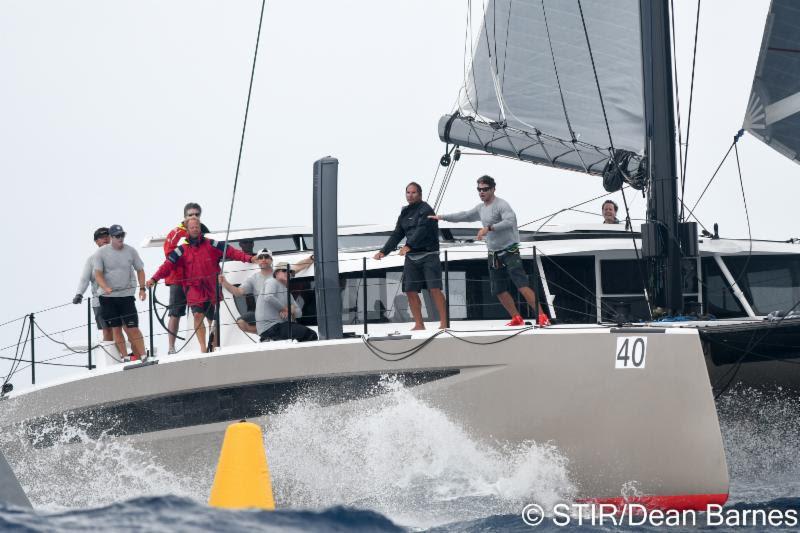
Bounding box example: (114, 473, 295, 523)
(0, 0, 793, 390)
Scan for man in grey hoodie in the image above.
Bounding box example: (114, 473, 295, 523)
(430, 175, 549, 327)
(73, 227, 113, 342)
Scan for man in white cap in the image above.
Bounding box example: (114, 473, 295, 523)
(220, 251, 313, 334)
(257, 261, 318, 342)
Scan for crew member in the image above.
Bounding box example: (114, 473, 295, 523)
(430, 175, 549, 327)
(219, 249, 313, 334)
(257, 262, 318, 342)
(602, 200, 620, 224)
(93, 224, 148, 361)
(147, 218, 254, 353)
(163, 202, 210, 354)
(73, 227, 113, 343)
(374, 182, 447, 330)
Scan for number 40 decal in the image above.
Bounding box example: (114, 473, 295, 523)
(615, 337, 647, 369)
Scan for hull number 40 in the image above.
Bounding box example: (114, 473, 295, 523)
(615, 337, 647, 369)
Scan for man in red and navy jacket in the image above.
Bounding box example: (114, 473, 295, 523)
(148, 217, 253, 353)
(163, 202, 211, 354)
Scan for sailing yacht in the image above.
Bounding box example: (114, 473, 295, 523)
(438, 0, 800, 394)
(0, 0, 733, 511)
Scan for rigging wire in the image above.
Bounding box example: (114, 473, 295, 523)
(688, 132, 740, 218)
(219, 0, 268, 273)
(669, 0, 685, 210)
(679, 0, 702, 221)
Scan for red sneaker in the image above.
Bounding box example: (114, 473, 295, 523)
(506, 315, 525, 327)
(128, 353, 140, 362)
(538, 313, 551, 327)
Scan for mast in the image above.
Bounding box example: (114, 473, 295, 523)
(640, 0, 683, 314)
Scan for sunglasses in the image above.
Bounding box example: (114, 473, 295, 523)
(477, 186, 492, 192)
(186, 212, 201, 217)
(112, 233, 126, 239)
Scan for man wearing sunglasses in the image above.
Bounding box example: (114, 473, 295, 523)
(256, 262, 318, 342)
(147, 217, 254, 353)
(162, 202, 210, 354)
(430, 175, 550, 327)
(219, 249, 313, 335)
(73, 227, 113, 343)
(94, 224, 148, 361)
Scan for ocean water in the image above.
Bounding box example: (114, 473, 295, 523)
(1, 384, 798, 532)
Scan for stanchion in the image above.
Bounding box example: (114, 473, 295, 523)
(362, 257, 368, 334)
(29, 313, 35, 385)
(533, 246, 542, 318)
(148, 286, 155, 358)
(286, 263, 292, 341)
(87, 298, 93, 370)
(444, 251, 450, 328)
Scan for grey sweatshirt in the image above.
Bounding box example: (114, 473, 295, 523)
(256, 277, 303, 335)
(75, 254, 101, 308)
(441, 196, 520, 252)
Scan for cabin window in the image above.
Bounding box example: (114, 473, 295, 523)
(234, 236, 298, 255)
(540, 256, 597, 324)
(301, 233, 394, 251)
(701, 258, 745, 318)
(724, 255, 800, 314)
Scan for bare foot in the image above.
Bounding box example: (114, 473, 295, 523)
(438, 323, 447, 330)
(411, 325, 426, 331)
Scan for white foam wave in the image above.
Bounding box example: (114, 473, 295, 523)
(0, 377, 575, 528)
(265, 377, 575, 528)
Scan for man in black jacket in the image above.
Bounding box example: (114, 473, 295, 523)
(374, 182, 447, 330)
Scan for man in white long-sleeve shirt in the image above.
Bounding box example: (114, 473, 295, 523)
(257, 262, 318, 342)
(72, 227, 113, 342)
(430, 175, 549, 327)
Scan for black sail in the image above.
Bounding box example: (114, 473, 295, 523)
(743, 0, 800, 164)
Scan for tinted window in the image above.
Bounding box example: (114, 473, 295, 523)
(702, 258, 745, 318)
(233, 236, 298, 255)
(725, 255, 800, 314)
(541, 256, 597, 323)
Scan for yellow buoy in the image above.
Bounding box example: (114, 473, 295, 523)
(208, 420, 275, 510)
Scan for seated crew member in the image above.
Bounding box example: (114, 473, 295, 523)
(147, 218, 254, 353)
(219, 250, 313, 334)
(256, 262, 318, 343)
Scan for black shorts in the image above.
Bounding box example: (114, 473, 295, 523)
(260, 322, 318, 343)
(167, 284, 187, 317)
(190, 301, 218, 319)
(488, 249, 530, 296)
(92, 306, 109, 330)
(402, 253, 443, 293)
(238, 311, 256, 325)
(99, 296, 139, 328)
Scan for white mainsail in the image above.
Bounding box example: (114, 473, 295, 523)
(439, 0, 646, 175)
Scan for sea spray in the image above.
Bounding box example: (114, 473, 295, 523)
(265, 377, 575, 528)
(0, 376, 575, 528)
(0, 414, 205, 509)
(717, 386, 800, 503)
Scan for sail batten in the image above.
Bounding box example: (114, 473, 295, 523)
(441, 0, 646, 175)
(743, 0, 800, 164)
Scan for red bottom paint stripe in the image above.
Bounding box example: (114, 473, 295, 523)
(578, 492, 729, 512)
